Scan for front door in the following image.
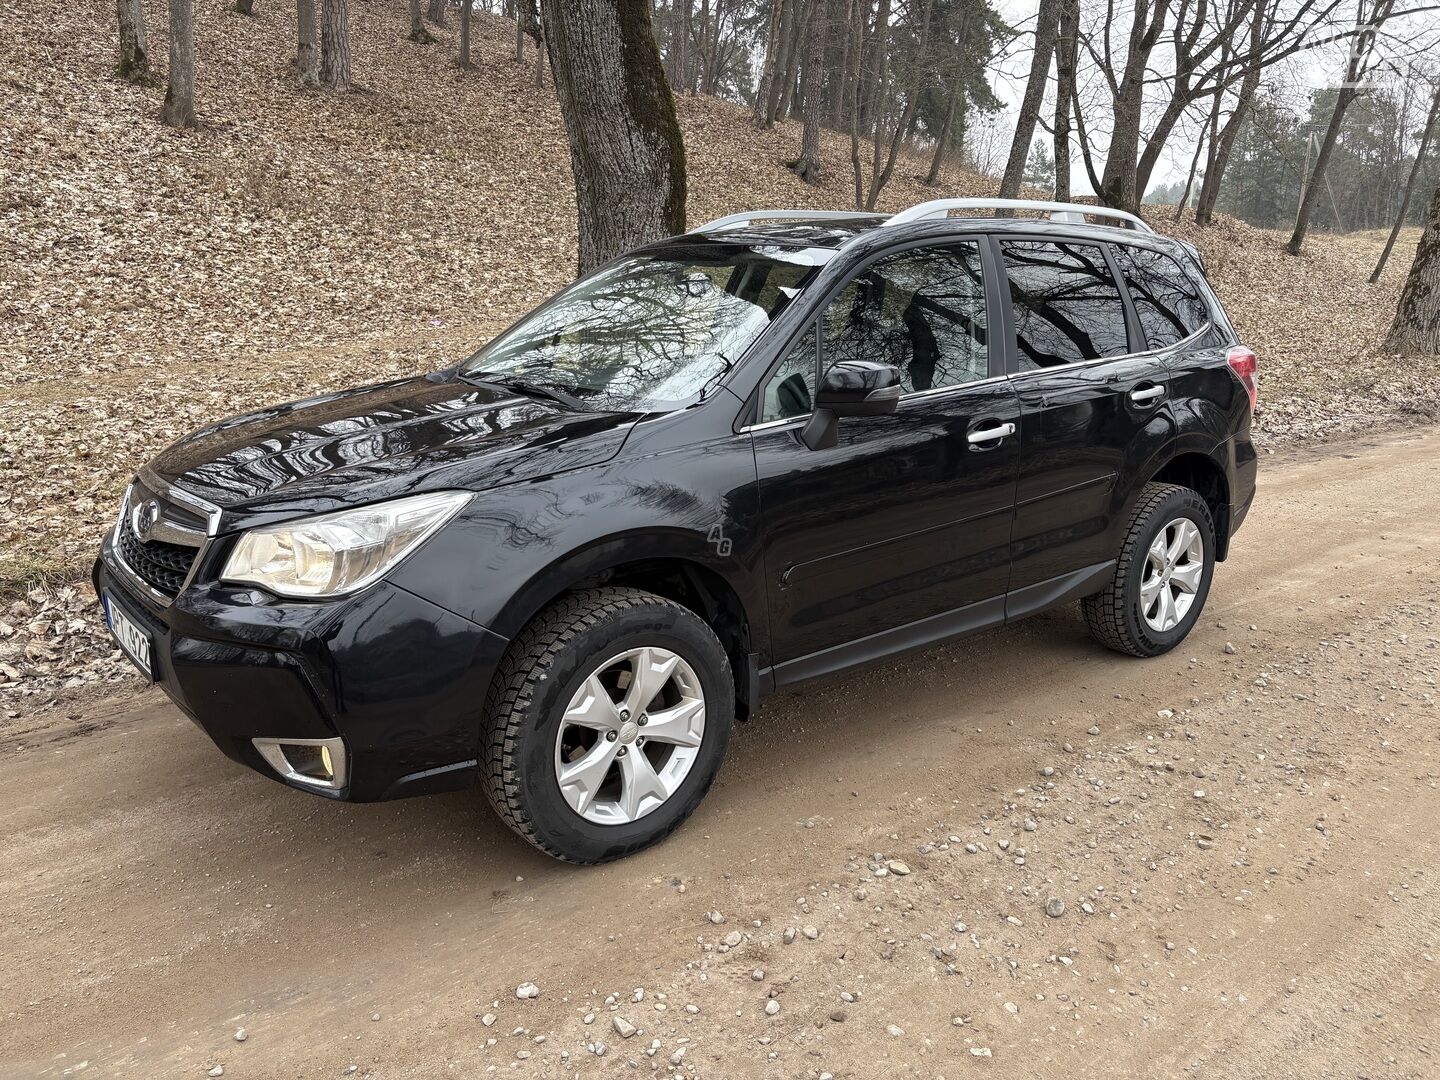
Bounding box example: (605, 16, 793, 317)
(748, 240, 1021, 678)
(995, 237, 1175, 596)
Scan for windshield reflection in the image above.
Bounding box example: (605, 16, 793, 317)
(460, 245, 829, 411)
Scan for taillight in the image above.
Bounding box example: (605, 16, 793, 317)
(1227, 346, 1258, 410)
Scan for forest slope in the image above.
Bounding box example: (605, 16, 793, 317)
(1, 0, 1436, 694)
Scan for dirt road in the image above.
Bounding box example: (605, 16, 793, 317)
(4, 429, 1439, 1080)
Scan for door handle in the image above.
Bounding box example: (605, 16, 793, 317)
(967, 422, 1016, 445)
(1129, 385, 1165, 404)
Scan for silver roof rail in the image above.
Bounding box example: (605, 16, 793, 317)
(885, 198, 1154, 234)
(696, 209, 883, 233)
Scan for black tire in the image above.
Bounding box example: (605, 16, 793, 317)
(481, 587, 734, 864)
(1083, 482, 1216, 658)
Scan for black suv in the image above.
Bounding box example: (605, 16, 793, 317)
(94, 199, 1258, 863)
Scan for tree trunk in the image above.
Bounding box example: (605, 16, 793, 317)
(234, 0, 255, 13)
(1194, 6, 1266, 226)
(865, 0, 928, 209)
(320, 0, 352, 90)
(542, 0, 687, 274)
(763, 0, 798, 128)
(925, 83, 958, 186)
(1287, 85, 1358, 255)
(752, 0, 783, 126)
(848, 0, 869, 207)
(534, 26, 546, 86)
(1174, 110, 1212, 218)
(116, 0, 151, 81)
(428, 0, 448, 27)
(998, 0, 1060, 200)
(410, 0, 436, 42)
(790, 0, 827, 183)
(829, 0, 854, 128)
(459, 0, 474, 66)
(1371, 85, 1440, 283)
(776, 0, 806, 120)
(1051, 0, 1077, 200)
(159, 0, 196, 128)
(1384, 185, 1440, 354)
(295, 0, 319, 83)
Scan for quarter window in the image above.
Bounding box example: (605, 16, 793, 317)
(1001, 241, 1130, 368)
(1112, 245, 1210, 349)
(758, 243, 989, 422)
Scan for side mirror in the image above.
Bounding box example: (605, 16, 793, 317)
(801, 361, 902, 451)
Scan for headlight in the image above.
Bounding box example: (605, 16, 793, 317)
(222, 491, 471, 599)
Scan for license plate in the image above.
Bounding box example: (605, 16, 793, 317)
(103, 593, 154, 682)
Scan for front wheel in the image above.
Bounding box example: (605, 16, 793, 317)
(1083, 483, 1216, 657)
(481, 587, 734, 864)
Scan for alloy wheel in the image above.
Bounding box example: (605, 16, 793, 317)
(553, 646, 706, 825)
(1139, 517, 1205, 633)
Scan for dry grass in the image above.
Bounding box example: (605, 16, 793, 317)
(0, 0, 1436, 699)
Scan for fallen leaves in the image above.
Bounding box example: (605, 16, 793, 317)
(1, 0, 1435, 709)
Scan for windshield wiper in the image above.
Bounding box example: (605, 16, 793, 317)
(462, 371, 587, 411)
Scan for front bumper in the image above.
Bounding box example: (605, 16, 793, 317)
(94, 539, 509, 801)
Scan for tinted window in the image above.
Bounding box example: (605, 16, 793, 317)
(462, 245, 825, 411)
(760, 325, 819, 422)
(1001, 241, 1130, 368)
(759, 244, 989, 423)
(826, 244, 989, 394)
(1113, 246, 1210, 349)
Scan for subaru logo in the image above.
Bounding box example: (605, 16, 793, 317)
(132, 498, 161, 543)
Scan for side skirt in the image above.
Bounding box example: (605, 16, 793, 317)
(761, 560, 1116, 693)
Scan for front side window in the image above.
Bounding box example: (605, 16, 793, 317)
(1113, 245, 1211, 349)
(461, 244, 826, 411)
(759, 243, 990, 422)
(1001, 241, 1130, 368)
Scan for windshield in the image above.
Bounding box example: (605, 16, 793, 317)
(460, 244, 830, 411)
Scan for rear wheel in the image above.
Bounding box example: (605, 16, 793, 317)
(481, 587, 733, 864)
(1083, 483, 1216, 657)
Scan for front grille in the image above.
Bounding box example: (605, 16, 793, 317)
(114, 482, 205, 599)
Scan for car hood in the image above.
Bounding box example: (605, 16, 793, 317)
(146, 374, 639, 531)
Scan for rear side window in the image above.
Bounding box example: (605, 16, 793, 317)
(1113, 245, 1211, 349)
(1000, 241, 1130, 368)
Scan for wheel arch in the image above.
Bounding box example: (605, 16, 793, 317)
(489, 532, 765, 721)
(1141, 444, 1233, 560)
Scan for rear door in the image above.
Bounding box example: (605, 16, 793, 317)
(997, 236, 1175, 600)
(748, 239, 1021, 675)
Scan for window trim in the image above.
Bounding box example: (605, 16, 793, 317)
(741, 234, 1003, 430)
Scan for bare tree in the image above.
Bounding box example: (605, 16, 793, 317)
(861, 0, 933, 208)
(159, 0, 197, 128)
(295, 0, 320, 84)
(1286, 1, 1397, 254)
(1384, 184, 1440, 352)
(542, 0, 688, 272)
(320, 0, 352, 90)
(116, 0, 151, 82)
(410, 0, 437, 42)
(791, 0, 829, 182)
(926, 80, 960, 185)
(235, 0, 256, 14)
(428, 0, 449, 28)
(516, 0, 540, 61)
(459, 0, 475, 66)
(1372, 81, 1440, 280)
(999, 0, 1061, 199)
(1052, 0, 1078, 198)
